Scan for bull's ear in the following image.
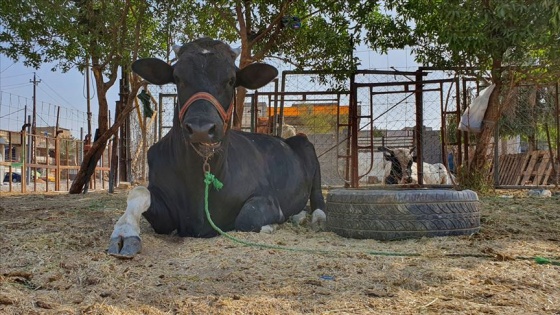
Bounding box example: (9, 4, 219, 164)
(236, 63, 278, 89)
(131, 58, 174, 85)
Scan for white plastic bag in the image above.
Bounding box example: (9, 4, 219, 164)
(458, 84, 495, 133)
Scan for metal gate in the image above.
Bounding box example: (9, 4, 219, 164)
(346, 69, 462, 187)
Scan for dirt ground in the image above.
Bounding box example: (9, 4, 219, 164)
(0, 188, 559, 315)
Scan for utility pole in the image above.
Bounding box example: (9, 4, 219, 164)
(30, 73, 41, 171)
(30, 72, 41, 136)
(86, 58, 92, 140)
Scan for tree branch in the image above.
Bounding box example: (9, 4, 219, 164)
(236, 0, 247, 44)
(249, 0, 291, 48)
(103, 0, 131, 92)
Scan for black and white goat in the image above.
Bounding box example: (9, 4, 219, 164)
(378, 146, 455, 185)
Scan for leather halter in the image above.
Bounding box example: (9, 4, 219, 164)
(178, 92, 234, 130)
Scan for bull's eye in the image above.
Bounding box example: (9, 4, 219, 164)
(228, 77, 235, 86)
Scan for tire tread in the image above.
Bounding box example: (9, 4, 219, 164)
(325, 189, 481, 240)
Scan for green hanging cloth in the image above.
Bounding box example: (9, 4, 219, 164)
(138, 89, 154, 117)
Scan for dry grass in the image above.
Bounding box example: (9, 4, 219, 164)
(0, 189, 559, 314)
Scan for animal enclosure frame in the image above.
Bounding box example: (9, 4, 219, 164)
(134, 70, 560, 190)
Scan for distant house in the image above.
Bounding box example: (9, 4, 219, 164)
(0, 126, 74, 165)
(268, 103, 350, 126)
(0, 130, 23, 162)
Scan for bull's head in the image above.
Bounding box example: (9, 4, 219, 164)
(131, 38, 278, 153)
(378, 146, 415, 184)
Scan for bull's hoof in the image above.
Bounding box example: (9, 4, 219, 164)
(310, 209, 327, 232)
(107, 236, 142, 259)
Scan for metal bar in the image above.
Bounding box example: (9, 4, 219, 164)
(158, 93, 163, 141)
(250, 94, 256, 132)
(250, 91, 348, 96)
(283, 69, 420, 76)
(350, 72, 359, 187)
(461, 78, 469, 168)
(415, 70, 424, 185)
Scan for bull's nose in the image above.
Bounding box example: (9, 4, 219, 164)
(186, 123, 216, 143)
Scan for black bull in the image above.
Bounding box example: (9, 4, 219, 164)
(108, 38, 326, 258)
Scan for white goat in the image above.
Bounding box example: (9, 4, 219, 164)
(379, 146, 455, 185)
(411, 162, 455, 185)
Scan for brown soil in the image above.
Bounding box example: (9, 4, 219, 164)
(0, 189, 559, 314)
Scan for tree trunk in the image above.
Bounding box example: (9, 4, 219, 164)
(92, 67, 110, 136)
(468, 59, 511, 172)
(69, 130, 110, 194)
(69, 97, 137, 194)
(469, 79, 502, 172)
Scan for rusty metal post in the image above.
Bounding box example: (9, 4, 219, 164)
(350, 72, 359, 187)
(415, 69, 424, 185)
(21, 129, 27, 193)
(455, 77, 462, 168)
(251, 93, 257, 132)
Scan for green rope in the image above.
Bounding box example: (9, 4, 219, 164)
(203, 172, 560, 264)
(203, 171, 419, 257)
(534, 256, 560, 266)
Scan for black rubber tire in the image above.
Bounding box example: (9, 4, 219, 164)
(326, 189, 480, 240)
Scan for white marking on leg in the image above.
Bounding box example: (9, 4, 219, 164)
(291, 210, 308, 225)
(111, 186, 151, 238)
(260, 224, 278, 234)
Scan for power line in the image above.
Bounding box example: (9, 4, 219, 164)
(1, 72, 34, 78)
(0, 107, 25, 119)
(0, 60, 18, 73)
(2, 82, 32, 89)
(36, 73, 80, 110)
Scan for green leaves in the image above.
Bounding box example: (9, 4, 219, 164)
(365, 0, 560, 80)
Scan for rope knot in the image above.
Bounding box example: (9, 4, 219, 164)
(204, 171, 223, 190)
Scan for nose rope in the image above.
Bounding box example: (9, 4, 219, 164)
(179, 92, 235, 130)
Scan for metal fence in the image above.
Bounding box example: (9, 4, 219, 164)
(0, 130, 111, 193)
(2, 68, 559, 192)
(127, 69, 559, 189)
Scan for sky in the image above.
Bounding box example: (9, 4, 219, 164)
(0, 46, 419, 138)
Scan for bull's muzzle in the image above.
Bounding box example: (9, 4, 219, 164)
(185, 122, 217, 144)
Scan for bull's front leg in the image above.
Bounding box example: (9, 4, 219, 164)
(107, 186, 151, 259)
